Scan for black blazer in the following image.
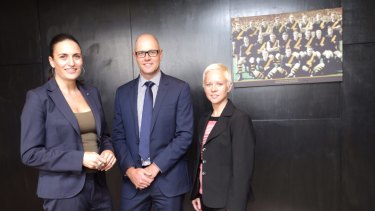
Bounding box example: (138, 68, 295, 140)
(191, 100, 255, 210)
(20, 78, 113, 199)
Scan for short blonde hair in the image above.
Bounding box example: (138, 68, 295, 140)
(202, 63, 233, 88)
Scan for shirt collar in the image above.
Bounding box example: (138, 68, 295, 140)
(139, 71, 161, 87)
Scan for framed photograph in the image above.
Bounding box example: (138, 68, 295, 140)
(231, 7, 343, 87)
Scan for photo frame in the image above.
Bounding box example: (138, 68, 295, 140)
(231, 7, 343, 87)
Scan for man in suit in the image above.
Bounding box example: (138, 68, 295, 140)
(112, 33, 194, 211)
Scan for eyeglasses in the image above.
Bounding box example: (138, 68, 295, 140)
(135, 50, 160, 58)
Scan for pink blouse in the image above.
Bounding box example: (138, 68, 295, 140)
(199, 117, 219, 194)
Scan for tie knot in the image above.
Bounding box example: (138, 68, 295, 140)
(144, 81, 154, 88)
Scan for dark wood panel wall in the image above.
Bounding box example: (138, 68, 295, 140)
(0, 0, 374, 210)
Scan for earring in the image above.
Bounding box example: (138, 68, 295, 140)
(80, 66, 86, 78)
(48, 67, 55, 80)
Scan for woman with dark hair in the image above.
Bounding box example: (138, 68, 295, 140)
(191, 64, 255, 211)
(21, 33, 116, 211)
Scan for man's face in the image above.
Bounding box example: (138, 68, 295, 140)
(331, 13, 336, 21)
(316, 13, 321, 22)
(270, 34, 276, 41)
(328, 27, 333, 35)
(235, 23, 241, 31)
(134, 35, 163, 80)
(293, 31, 299, 39)
(244, 37, 250, 45)
(282, 33, 288, 41)
(305, 30, 311, 38)
(275, 17, 280, 24)
(302, 15, 307, 22)
(307, 47, 313, 55)
(289, 15, 294, 22)
(285, 48, 292, 57)
(316, 30, 322, 38)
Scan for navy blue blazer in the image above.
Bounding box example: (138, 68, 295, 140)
(112, 72, 193, 198)
(20, 78, 113, 199)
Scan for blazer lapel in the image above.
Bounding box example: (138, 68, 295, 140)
(204, 117, 227, 145)
(130, 78, 140, 138)
(204, 100, 236, 145)
(150, 73, 168, 133)
(198, 114, 211, 145)
(79, 84, 102, 135)
(47, 79, 80, 135)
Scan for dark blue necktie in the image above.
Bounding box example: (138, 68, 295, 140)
(139, 81, 154, 163)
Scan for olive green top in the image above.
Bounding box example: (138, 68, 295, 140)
(74, 111, 98, 153)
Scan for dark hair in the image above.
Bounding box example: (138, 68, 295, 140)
(49, 33, 81, 57)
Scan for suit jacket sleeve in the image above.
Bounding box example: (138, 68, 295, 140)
(153, 82, 194, 173)
(20, 90, 83, 173)
(112, 88, 135, 174)
(227, 113, 255, 211)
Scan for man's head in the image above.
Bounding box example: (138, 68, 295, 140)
(315, 13, 322, 22)
(282, 32, 288, 41)
(262, 50, 269, 59)
(330, 12, 336, 21)
(243, 36, 250, 46)
(275, 16, 280, 24)
(302, 14, 308, 23)
(234, 22, 241, 31)
(248, 21, 253, 28)
(316, 30, 322, 39)
(285, 47, 292, 57)
(257, 35, 263, 43)
(134, 34, 163, 80)
(293, 31, 299, 39)
(304, 30, 311, 39)
(306, 46, 314, 55)
(269, 33, 276, 42)
(327, 26, 333, 36)
(289, 14, 295, 23)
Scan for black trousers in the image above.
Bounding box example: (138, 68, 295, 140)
(200, 196, 227, 211)
(202, 205, 226, 211)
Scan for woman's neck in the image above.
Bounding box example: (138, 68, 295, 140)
(211, 99, 228, 117)
(55, 77, 78, 94)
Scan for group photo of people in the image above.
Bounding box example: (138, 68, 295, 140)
(5, 0, 375, 210)
(20, 32, 255, 211)
(231, 7, 343, 85)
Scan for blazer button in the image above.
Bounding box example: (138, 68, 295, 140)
(202, 148, 206, 151)
(202, 160, 206, 164)
(202, 171, 206, 176)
